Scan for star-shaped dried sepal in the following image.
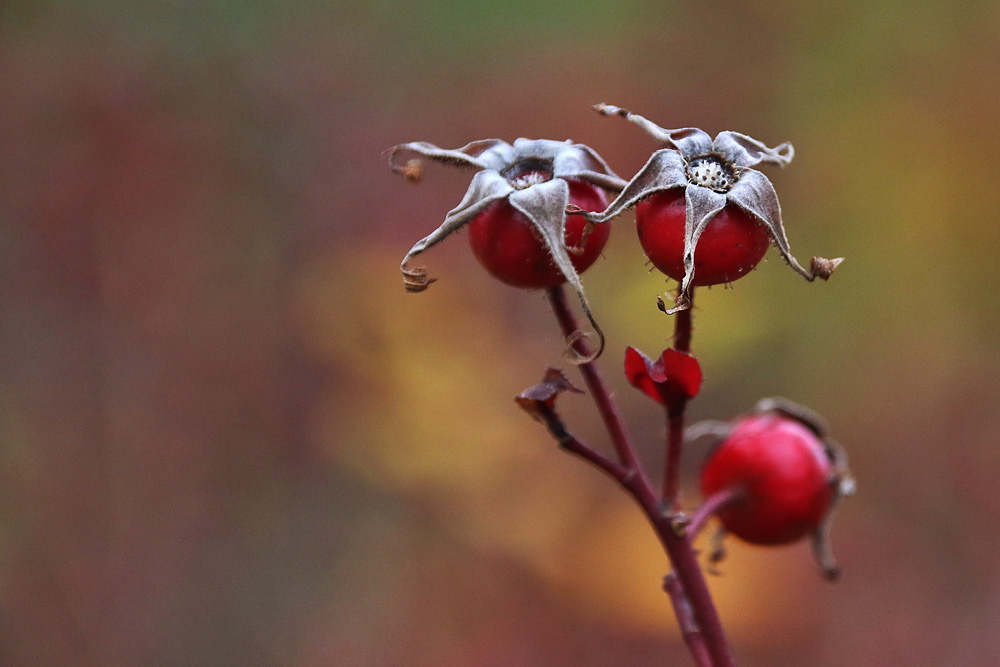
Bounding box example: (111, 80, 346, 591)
(389, 138, 626, 358)
(582, 104, 842, 312)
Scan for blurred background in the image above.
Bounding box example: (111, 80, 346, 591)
(2, 1, 1000, 665)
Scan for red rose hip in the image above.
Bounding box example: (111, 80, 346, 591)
(468, 178, 610, 288)
(636, 191, 770, 287)
(700, 412, 833, 545)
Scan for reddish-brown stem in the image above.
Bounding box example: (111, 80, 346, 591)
(686, 487, 743, 541)
(531, 403, 632, 484)
(546, 286, 732, 667)
(638, 478, 733, 667)
(663, 404, 687, 507)
(664, 574, 713, 667)
(673, 293, 693, 354)
(547, 286, 642, 473)
(663, 288, 693, 506)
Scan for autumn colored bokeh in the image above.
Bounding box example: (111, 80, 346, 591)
(4, 2, 1000, 665)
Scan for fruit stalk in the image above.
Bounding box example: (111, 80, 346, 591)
(663, 289, 693, 506)
(547, 285, 732, 667)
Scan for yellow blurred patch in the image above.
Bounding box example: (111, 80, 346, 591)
(294, 243, 610, 581)
(695, 525, 819, 648)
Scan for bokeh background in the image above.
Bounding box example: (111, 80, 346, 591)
(3, 1, 1000, 665)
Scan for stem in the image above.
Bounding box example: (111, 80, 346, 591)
(673, 292, 693, 354)
(638, 479, 734, 667)
(663, 404, 687, 507)
(664, 574, 713, 667)
(532, 403, 632, 484)
(686, 487, 743, 541)
(663, 288, 693, 507)
(547, 286, 641, 473)
(545, 286, 733, 667)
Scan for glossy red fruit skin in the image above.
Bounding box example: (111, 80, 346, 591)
(636, 190, 770, 286)
(700, 413, 833, 545)
(467, 179, 610, 289)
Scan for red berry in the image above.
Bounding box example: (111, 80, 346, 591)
(636, 190, 770, 286)
(467, 178, 609, 289)
(700, 413, 833, 545)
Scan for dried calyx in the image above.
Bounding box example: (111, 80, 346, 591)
(584, 104, 842, 312)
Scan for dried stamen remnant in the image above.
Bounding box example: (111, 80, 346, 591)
(686, 156, 736, 192)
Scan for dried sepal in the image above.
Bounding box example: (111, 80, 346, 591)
(594, 104, 712, 156)
(683, 419, 733, 445)
(711, 131, 794, 169)
(397, 159, 423, 183)
(552, 141, 628, 193)
(399, 170, 514, 280)
(678, 185, 728, 299)
(752, 396, 829, 437)
(562, 328, 604, 365)
(725, 169, 810, 281)
(581, 149, 687, 225)
(707, 526, 728, 576)
(389, 139, 512, 174)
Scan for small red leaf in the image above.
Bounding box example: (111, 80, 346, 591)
(658, 348, 702, 400)
(624, 346, 702, 405)
(624, 346, 665, 404)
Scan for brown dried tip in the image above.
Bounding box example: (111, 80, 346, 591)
(753, 397, 829, 438)
(398, 159, 423, 183)
(564, 329, 601, 365)
(664, 292, 692, 315)
(402, 265, 436, 293)
(810, 256, 844, 281)
(593, 103, 630, 118)
(707, 527, 727, 576)
(813, 440, 855, 581)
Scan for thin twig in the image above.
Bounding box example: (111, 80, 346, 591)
(686, 487, 743, 541)
(547, 286, 642, 473)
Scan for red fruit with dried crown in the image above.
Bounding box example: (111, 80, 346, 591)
(469, 177, 609, 288)
(636, 191, 770, 286)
